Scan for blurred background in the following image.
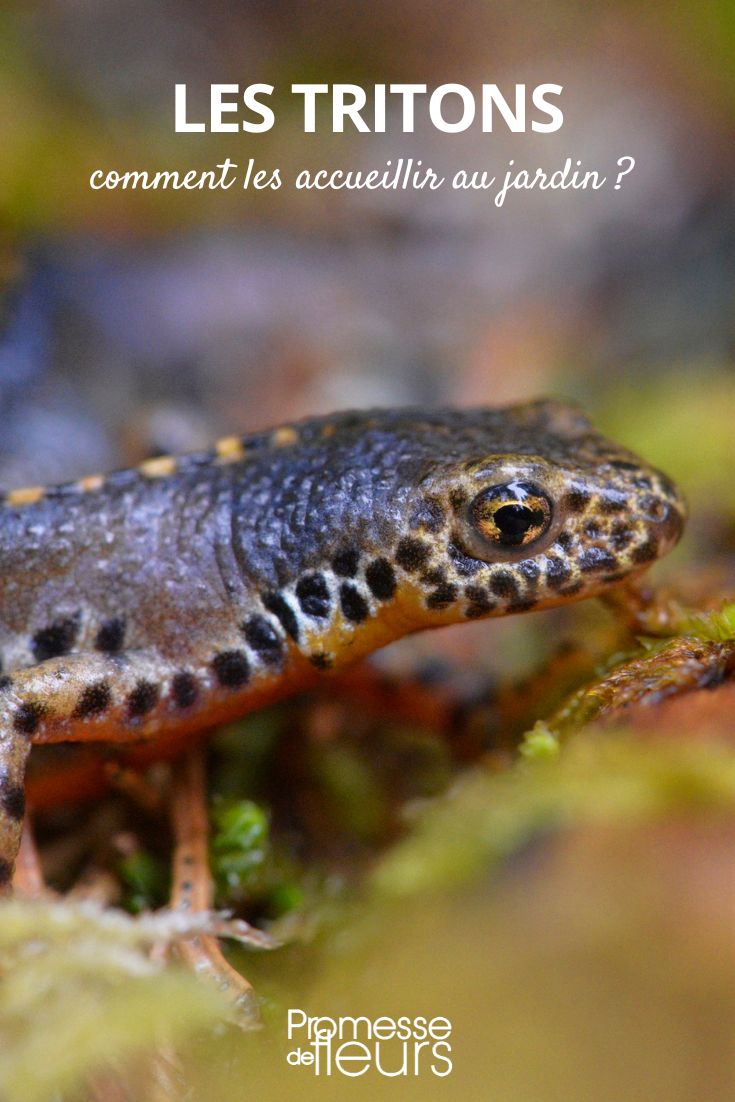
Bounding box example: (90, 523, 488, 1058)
(1, 4, 735, 1100)
(1, 0, 733, 673)
(0, 0, 733, 477)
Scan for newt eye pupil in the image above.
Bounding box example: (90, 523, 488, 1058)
(493, 503, 545, 545)
(468, 481, 553, 555)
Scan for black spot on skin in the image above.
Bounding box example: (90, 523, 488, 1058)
(409, 497, 447, 533)
(296, 573, 331, 619)
(14, 701, 44, 734)
(0, 777, 24, 821)
(447, 542, 482, 577)
(127, 680, 160, 717)
(488, 571, 519, 600)
(632, 538, 659, 565)
(365, 559, 397, 600)
(180, 880, 193, 893)
(578, 547, 618, 573)
(310, 652, 333, 670)
(563, 489, 590, 513)
(641, 495, 666, 520)
(610, 522, 634, 550)
(558, 581, 584, 597)
(508, 598, 537, 613)
(332, 547, 360, 577)
(0, 860, 11, 884)
(212, 650, 251, 689)
(449, 488, 468, 513)
(556, 532, 573, 551)
(395, 536, 430, 572)
(421, 567, 446, 587)
(599, 493, 628, 514)
(95, 617, 126, 653)
(0, 676, 11, 691)
(545, 556, 572, 590)
(263, 592, 300, 642)
(585, 521, 601, 539)
(464, 585, 494, 618)
(32, 614, 80, 663)
(242, 615, 282, 662)
(340, 583, 370, 623)
(172, 671, 198, 709)
(426, 582, 458, 610)
(74, 681, 111, 718)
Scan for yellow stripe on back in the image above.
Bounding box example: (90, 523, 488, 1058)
(271, 426, 299, 448)
(215, 435, 246, 463)
(75, 474, 105, 493)
(138, 455, 178, 478)
(5, 486, 46, 507)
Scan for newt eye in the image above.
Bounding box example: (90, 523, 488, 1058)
(469, 482, 552, 550)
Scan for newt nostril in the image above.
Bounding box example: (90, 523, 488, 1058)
(644, 497, 667, 522)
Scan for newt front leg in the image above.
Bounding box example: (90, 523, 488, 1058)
(0, 652, 167, 885)
(0, 646, 314, 880)
(0, 709, 31, 887)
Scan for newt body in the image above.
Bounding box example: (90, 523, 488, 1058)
(0, 402, 685, 882)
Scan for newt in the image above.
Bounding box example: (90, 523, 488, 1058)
(0, 401, 686, 885)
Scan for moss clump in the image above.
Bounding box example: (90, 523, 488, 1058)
(0, 901, 226, 1102)
(371, 733, 735, 899)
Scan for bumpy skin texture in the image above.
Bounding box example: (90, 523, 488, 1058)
(0, 401, 686, 883)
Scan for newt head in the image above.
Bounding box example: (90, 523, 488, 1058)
(387, 398, 687, 625)
(265, 401, 686, 666)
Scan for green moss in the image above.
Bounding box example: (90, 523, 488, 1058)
(520, 721, 561, 760)
(0, 900, 225, 1102)
(118, 851, 169, 914)
(211, 797, 270, 899)
(371, 735, 735, 900)
(680, 601, 735, 643)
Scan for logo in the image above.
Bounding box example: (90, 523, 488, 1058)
(286, 1010, 453, 1078)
